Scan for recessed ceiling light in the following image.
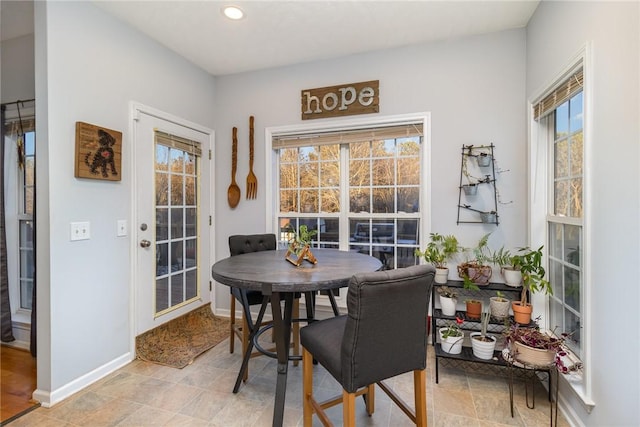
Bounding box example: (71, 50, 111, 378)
(223, 6, 244, 20)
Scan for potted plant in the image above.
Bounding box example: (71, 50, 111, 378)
(458, 233, 493, 286)
(510, 246, 552, 324)
(493, 246, 523, 287)
(415, 233, 460, 284)
(489, 290, 510, 319)
(465, 297, 482, 320)
(470, 305, 497, 359)
(503, 322, 564, 367)
(285, 225, 318, 266)
(436, 285, 458, 316)
(438, 316, 464, 354)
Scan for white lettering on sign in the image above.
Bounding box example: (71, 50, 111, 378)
(301, 80, 379, 120)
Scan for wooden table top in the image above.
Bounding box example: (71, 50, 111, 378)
(211, 248, 383, 292)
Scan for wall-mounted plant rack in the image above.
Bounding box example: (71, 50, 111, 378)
(457, 144, 499, 225)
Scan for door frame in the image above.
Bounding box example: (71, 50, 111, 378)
(129, 102, 215, 348)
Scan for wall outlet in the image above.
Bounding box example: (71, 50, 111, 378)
(70, 222, 91, 241)
(117, 220, 127, 237)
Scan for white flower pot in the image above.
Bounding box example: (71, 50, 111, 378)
(439, 328, 464, 354)
(439, 295, 457, 316)
(512, 341, 556, 367)
(434, 267, 449, 284)
(470, 332, 497, 360)
(502, 267, 522, 287)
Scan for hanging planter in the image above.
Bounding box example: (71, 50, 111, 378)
(480, 211, 497, 223)
(462, 183, 478, 196)
(476, 153, 493, 167)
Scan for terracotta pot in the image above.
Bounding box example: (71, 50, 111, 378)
(466, 300, 482, 320)
(511, 301, 533, 325)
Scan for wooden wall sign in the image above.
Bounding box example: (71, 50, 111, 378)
(301, 80, 379, 120)
(75, 121, 122, 181)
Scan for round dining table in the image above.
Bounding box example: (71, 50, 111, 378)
(211, 248, 382, 427)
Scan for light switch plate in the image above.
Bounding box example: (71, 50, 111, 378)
(117, 220, 127, 237)
(70, 222, 91, 241)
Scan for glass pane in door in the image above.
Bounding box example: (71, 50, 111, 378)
(154, 142, 199, 315)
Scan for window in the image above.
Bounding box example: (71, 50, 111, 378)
(273, 121, 424, 271)
(2, 104, 36, 314)
(533, 67, 584, 358)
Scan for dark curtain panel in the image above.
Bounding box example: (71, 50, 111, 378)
(0, 106, 16, 342)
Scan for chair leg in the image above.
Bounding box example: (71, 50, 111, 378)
(229, 295, 236, 353)
(292, 298, 300, 366)
(343, 390, 356, 427)
(414, 369, 427, 427)
(302, 347, 314, 427)
(365, 384, 375, 415)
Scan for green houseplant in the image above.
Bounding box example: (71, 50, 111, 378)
(415, 233, 460, 284)
(435, 285, 458, 316)
(285, 225, 318, 266)
(493, 246, 523, 287)
(470, 305, 497, 359)
(458, 233, 493, 288)
(509, 246, 552, 324)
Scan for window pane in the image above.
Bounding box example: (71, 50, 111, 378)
(549, 258, 563, 298)
(564, 224, 581, 267)
(171, 208, 183, 238)
(185, 176, 196, 206)
(20, 250, 34, 279)
(570, 132, 583, 177)
(397, 137, 420, 156)
(280, 163, 298, 188)
(372, 139, 395, 157)
(300, 190, 318, 213)
(372, 187, 394, 213)
(171, 174, 183, 205)
(302, 162, 318, 187)
(397, 157, 419, 185)
(156, 172, 169, 206)
(156, 145, 169, 171)
(185, 152, 196, 175)
(564, 310, 581, 351)
(555, 102, 569, 137)
(554, 139, 569, 178)
(185, 208, 197, 237)
(350, 189, 370, 213)
(349, 141, 370, 158)
(156, 277, 169, 311)
(320, 189, 339, 213)
(372, 158, 394, 185)
(19, 221, 33, 248)
(185, 238, 197, 268)
(185, 269, 197, 300)
(569, 178, 583, 218)
(564, 265, 580, 311)
(318, 217, 339, 243)
(280, 190, 297, 212)
(349, 159, 370, 186)
(320, 144, 339, 161)
(398, 219, 419, 244)
(170, 273, 184, 305)
(397, 187, 419, 213)
(549, 222, 562, 260)
(319, 161, 339, 187)
(569, 92, 583, 133)
(156, 243, 169, 276)
(170, 149, 184, 173)
(156, 208, 168, 241)
(554, 180, 569, 216)
(20, 279, 33, 310)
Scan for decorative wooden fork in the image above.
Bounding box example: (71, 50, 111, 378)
(246, 115, 258, 199)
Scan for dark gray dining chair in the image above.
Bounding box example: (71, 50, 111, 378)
(300, 264, 435, 427)
(228, 234, 300, 381)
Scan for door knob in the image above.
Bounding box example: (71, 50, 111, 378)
(140, 239, 151, 248)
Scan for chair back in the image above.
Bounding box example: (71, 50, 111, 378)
(340, 264, 435, 392)
(228, 234, 277, 256)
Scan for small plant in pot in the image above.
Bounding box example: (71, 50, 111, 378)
(503, 321, 566, 367)
(415, 233, 460, 284)
(285, 225, 318, 266)
(436, 285, 458, 316)
(489, 290, 510, 319)
(458, 233, 493, 286)
(493, 246, 522, 287)
(464, 297, 482, 320)
(510, 246, 552, 325)
(470, 305, 497, 360)
(439, 316, 464, 354)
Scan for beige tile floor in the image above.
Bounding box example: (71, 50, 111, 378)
(10, 337, 569, 427)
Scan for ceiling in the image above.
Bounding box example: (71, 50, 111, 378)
(2, 0, 540, 77)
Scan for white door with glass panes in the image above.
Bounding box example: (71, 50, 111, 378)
(133, 105, 213, 335)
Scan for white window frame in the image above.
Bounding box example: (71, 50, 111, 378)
(265, 113, 431, 309)
(528, 45, 594, 410)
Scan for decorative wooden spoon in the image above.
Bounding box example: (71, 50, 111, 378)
(227, 127, 241, 208)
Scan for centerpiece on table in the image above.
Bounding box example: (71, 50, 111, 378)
(285, 225, 318, 266)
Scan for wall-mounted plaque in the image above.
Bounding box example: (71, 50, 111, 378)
(301, 80, 379, 120)
(75, 121, 122, 181)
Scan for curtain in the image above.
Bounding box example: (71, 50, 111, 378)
(0, 105, 16, 342)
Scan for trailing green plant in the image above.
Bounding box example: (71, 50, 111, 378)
(415, 233, 460, 269)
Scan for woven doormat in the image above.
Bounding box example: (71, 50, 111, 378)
(135, 304, 229, 369)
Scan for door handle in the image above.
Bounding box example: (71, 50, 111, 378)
(140, 239, 151, 248)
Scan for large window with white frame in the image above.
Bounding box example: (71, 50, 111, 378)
(273, 122, 425, 271)
(534, 68, 584, 358)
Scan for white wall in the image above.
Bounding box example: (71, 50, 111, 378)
(212, 29, 528, 313)
(527, 2, 639, 425)
(1, 34, 35, 103)
(33, 1, 216, 404)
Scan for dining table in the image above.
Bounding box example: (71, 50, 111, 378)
(211, 248, 382, 427)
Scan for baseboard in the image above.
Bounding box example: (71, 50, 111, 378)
(32, 352, 133, 408)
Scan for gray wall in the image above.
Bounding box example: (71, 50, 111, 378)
(527, 1, 639, 425)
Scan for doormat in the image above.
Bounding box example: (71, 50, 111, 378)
(135, 304, 229, 369)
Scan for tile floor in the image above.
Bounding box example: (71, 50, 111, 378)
(9, 337, 569, 427)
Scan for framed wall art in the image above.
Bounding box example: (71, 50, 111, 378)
(74, 121, 122, 181)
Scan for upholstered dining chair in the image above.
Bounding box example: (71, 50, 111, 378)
(300, 264, 435, 427)
(228, 234, 300, 381)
